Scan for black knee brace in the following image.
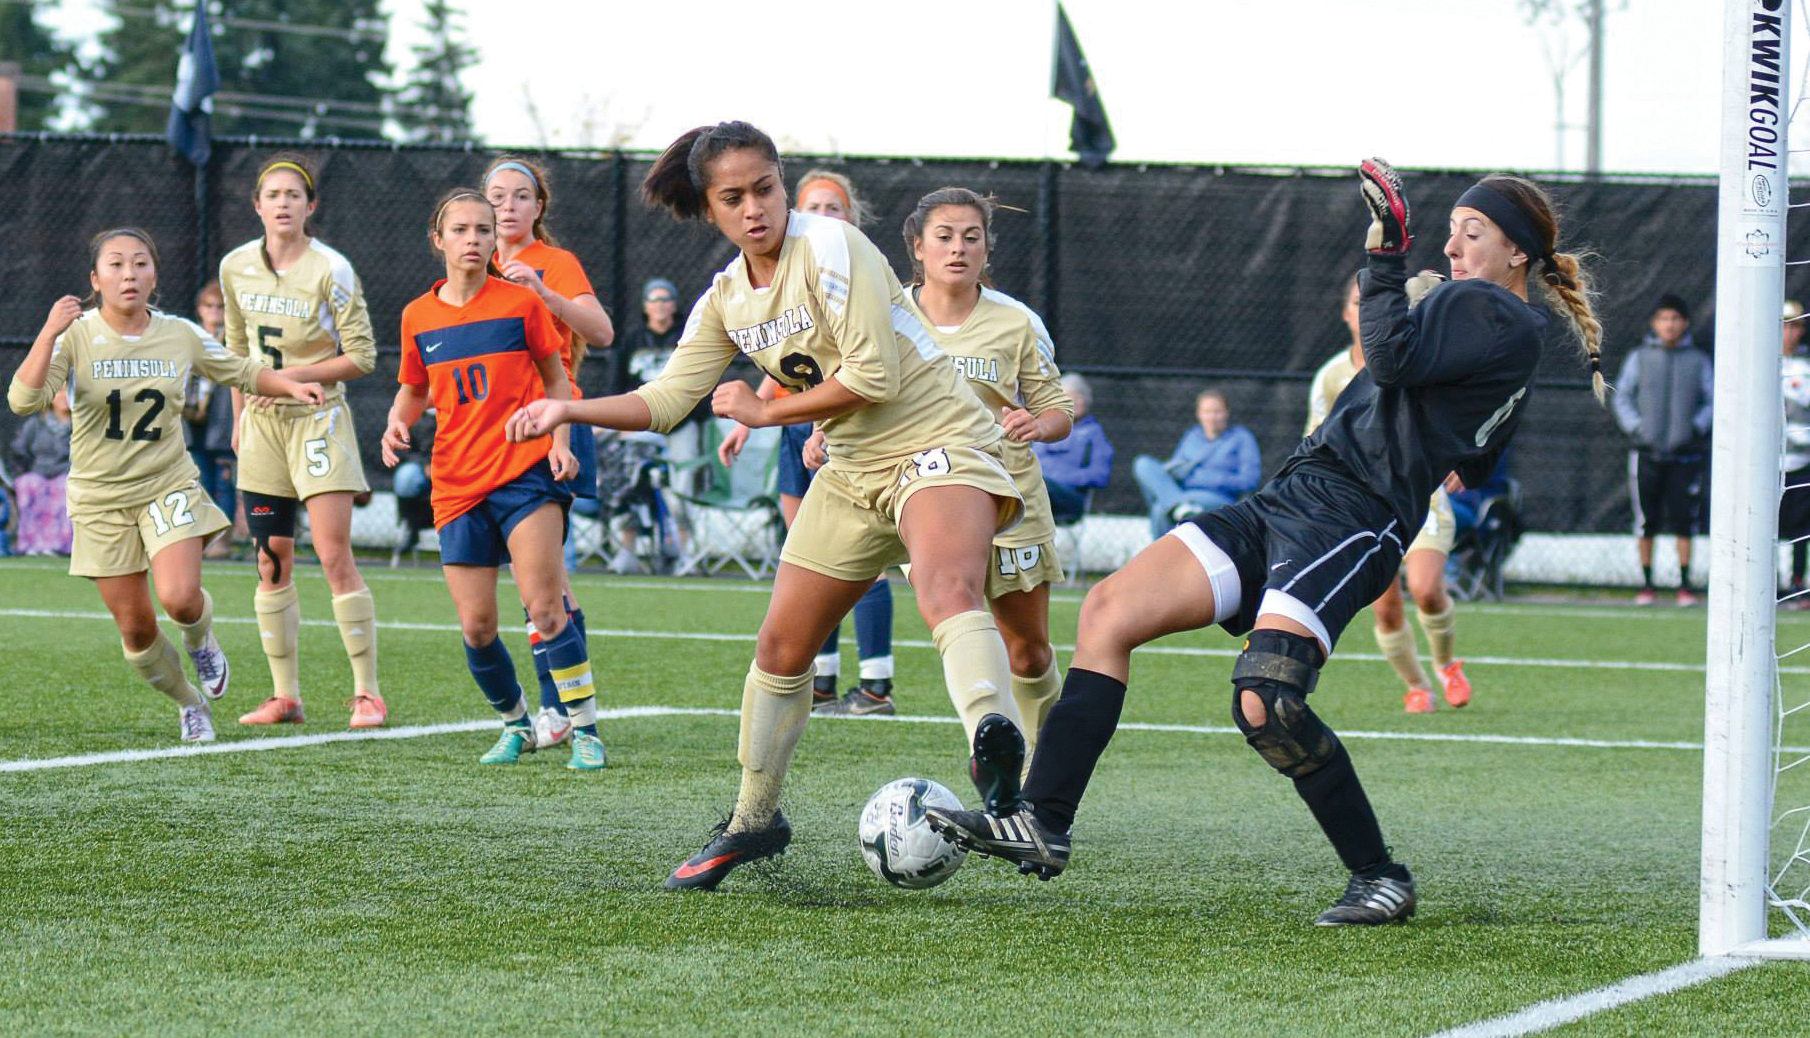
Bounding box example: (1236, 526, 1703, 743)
(1230, 629, 1339, 779)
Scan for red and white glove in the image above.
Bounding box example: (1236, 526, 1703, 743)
(1359, 157, 1412, 256)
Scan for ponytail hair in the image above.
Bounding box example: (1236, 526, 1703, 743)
(83, 227, 161, 310)
(482, 155, 559, 247)
(643, 121, 782, 221)
(1477, 174, 1607, 405)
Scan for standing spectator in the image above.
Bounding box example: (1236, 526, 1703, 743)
(1781, 300, 1810, 606)
(617, 277, 703, 568)
(1614, 293, 1712, 606)
(1132, 387, 1261, 539)
(8, 386, 73, 554)
(182, 281, 239, 559)
(1034, 372, 1114, 524)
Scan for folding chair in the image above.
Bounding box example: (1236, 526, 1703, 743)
(1053, 488, 1094, 586)
(1446, 479, 1524, 602)
(666, 419, 784, 579)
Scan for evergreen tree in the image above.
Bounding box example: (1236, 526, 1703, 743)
(87, 0, 394, 139)
(396, 0, 477, 144)
(1, 2, 79, 130)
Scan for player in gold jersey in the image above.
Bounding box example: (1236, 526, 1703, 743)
(8, 229, 324, 743)
(219, 153, 386, 729)
(1306, 274, 1471, 713)
(507, 121, 1032, 891)
(889, 187, 1074, 765)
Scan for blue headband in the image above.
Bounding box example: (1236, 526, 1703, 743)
(484, 161, 539, 192)
(1454, 182, 1548, 264)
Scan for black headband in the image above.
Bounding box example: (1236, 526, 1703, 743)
(1455, 182, 1549, 264)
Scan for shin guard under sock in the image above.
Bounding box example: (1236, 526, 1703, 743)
(730, 662, 812, 832)
(124, 631, 201, 708)
(253, 584, 302, 701)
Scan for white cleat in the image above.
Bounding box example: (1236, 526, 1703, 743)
(534, 708, 572, 748)
(188, 633, 231, 701)
(180, 702, 216, 743)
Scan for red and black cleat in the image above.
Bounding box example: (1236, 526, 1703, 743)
(664, 811, 792, 892)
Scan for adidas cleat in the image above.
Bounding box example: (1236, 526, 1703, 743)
(923, 805, 1070, 880)
(1314, 870, 1417, 926)
(968, 712, 1026, 814)
(665, 812, 791, 892)
(478, 724, 536, 764)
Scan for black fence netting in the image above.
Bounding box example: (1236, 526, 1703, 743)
(0, 134, 1788, 534)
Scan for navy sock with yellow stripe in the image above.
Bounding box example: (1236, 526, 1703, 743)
(544, 619, 598, 736)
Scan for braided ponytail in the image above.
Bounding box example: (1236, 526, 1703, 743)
(1539, 251, 1607, 404)
(1477, 174, 1608, 406)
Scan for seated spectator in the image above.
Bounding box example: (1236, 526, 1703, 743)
(1034, 372, 1114, 524)
(1132, 386, 1261, 539)
(1449, 451, 1513, 538)
(8, 387, 73, 555)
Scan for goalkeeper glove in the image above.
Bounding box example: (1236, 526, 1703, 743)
(1359, 157, 1412, 256)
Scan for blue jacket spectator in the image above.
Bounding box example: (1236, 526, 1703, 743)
(1036, 372, 1114, 523)
(1133, 387, 1262, 538)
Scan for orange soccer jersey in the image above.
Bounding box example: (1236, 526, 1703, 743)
(399, 277, 562, 526)
(504, 239, 595, 398)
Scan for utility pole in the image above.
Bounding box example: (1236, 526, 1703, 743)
(1586, 0, 1604, 175)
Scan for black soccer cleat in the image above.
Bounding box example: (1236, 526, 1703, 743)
(968, 712, 1027, 814)
(663, 811, 792, 892)
(810, 674, 839, 710)
(923, 804, 1071, 880)
(1313, 869, 1417, 926)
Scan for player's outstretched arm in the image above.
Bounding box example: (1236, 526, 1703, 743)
(506, 392, 654, 443)
(718, 376, 865, 429)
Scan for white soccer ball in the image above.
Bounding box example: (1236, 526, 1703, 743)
(858, 777, 968, 889)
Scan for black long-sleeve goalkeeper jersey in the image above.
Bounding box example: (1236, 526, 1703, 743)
(1282, 254, 1547, 532)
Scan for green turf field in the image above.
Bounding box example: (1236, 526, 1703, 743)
(1, 557, 1806, 1036)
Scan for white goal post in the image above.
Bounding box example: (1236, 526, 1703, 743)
(1702, 0, 1810, 960)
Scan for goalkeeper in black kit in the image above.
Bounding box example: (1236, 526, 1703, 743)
(927, 159, 1608, 925)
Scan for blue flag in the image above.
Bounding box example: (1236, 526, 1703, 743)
(166, 5, 220, 165)
(1052, 4, 1114, 167)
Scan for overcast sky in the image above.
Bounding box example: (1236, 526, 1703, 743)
(38, 0, 1806, 174)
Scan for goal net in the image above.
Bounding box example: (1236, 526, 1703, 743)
(1703, 0, 1810, 959)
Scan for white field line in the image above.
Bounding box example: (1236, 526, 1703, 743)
(1423, 956, 1761, 1038)
(3, 703, 1802, 775)
(0, 608, 1772, 675)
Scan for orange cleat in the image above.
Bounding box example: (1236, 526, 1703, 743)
(349, 691, 387, 729)
(1403, 688, 1435, 714)
(1439, 660, 1472, 708)
(239, 695, 305, 725)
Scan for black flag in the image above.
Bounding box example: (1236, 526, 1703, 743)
(1052, 4, 1114, 167)
(166, 5, 219, 165)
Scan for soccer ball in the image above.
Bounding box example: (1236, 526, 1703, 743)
(858, 778, 968, 889)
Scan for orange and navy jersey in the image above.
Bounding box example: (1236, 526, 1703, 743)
(399, 277, 562, 526)
(501, 239, 595, 398)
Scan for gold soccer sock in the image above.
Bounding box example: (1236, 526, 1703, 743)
(173, 588, 214, 652)
(1418, 602, 1458, 671)
(1011, 660, 1063, 763)
(124, 631, 201, 708)
(931, 610, 1022, 744)
(254, 584, 302, 701)
(729, 662, 813, 833)
(331, 588, 380, 694)
(1374, 623, 1429, 690)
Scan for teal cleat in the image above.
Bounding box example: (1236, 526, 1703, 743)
(568, 731, 607, 771)
(479, 724, 535, 764)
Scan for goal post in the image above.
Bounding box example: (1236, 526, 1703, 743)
(1702, 0, 1802, 959)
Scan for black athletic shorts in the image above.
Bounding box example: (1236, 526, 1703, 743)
(1630, 451, 1704, 538)
(1782, 464, 1810, 542)
(1184, 459, 1405, 652)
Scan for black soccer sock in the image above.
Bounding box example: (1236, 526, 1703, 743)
(1641, 563, 1655, 590)
(1021, 667, 1126, 833)
(1291, 742, 1394, 877)
(1794, 542, 1807, 585)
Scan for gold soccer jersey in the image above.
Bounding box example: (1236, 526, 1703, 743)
(219, 237, 376, 407)
(902, 287, 1073, 548)
(7, 309, 268, 515)
(633, 211, 1002, 470)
